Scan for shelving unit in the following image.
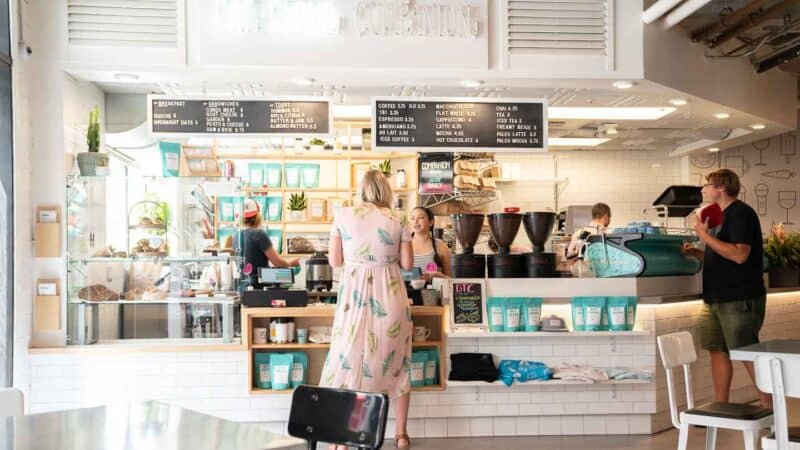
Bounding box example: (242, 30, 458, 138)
(447, 330, 650, 338)
(243, 306, 447, 395)
(447, 379, 652, 388)
(205, 120, 420, 255)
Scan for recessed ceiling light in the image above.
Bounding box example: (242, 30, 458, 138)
(548, 137, 610, 147)
(548, 107, 675, 121)
(293, 77, 316, 86)
(751, 123, 766, 130)
(669, 98, 687, 106)
(708, 147, 721, 152)
(713, 112, 730, 119)
(612, 80, 634, 89)
(114, 73, 139, 81)
(461, 80, 484, 88)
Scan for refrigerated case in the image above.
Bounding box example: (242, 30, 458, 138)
(66, 175, 243, 344)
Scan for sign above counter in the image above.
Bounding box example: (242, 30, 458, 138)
(371, 97, 548, 153)
(147, 96, 332, 137)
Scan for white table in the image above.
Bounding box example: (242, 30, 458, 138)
(0, 401, 306, 450)
(730, 340, 800, 362)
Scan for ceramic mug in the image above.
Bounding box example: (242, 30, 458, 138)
(413, 326, 432, 342)
(297, 328, 309, 344)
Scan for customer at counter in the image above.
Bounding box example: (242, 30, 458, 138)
(566, 202, 612, 260)
(320, 170, 414, 450)
(237, 199, 299, 288)
(684, 169, 770, 408)
(410, 206, 451, 281)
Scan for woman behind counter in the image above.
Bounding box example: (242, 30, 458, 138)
(409, 207, 451, 281)
(321, 170, 414, 450)
(238, 198, 299, 287)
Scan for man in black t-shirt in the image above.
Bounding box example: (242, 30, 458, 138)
(237, 199, 299, 287)
(684, 169, 769, 407)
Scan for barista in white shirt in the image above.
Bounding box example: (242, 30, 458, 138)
(567, 203, 611, 261)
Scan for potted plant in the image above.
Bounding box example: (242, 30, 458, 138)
(308, 138, 326, 152)
(376, 159, 392, 177)
(77, 106, 109, 176)
(288, 192, 307, 222)
(764, 223, 800, 288)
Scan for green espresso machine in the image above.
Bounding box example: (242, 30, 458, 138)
(585, 185, 704, 278)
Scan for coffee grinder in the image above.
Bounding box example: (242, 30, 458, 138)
(523, 212, 557, 277)
(450, 214, 486, 278)
(487, 213, 525, 278)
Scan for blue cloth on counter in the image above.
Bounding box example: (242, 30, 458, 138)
(604, 367, 653, 380)
(498, 360, 553, 387)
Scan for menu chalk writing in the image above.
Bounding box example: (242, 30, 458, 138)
(149, 97, 331, 136)
(451, 281, 486, 328)
(372, 98, 546, 152)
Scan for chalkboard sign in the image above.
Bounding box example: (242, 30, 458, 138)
(450, 280, 487, 331)
(371, 97, 547, 152)
(419, 153, 454, 194)
(147, 96, 332, 137)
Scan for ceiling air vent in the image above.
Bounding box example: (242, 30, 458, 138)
(506, 0, 609, 55)
(67, 0, 178, 48)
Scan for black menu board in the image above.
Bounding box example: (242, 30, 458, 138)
(148, 97, 331, 136)
(451, 281, 486, 329)
(372, 97, 547, 152)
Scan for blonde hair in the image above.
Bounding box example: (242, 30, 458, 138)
(358, 169, 394, 209)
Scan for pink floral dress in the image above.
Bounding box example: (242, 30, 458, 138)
(319, 204, 413, 399)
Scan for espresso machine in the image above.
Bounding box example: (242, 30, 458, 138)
(450, 214, 486, 278)
(523, 212, 558, 277)
(487, 213, 526, 278)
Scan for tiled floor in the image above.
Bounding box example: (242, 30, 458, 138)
(398, 399, 800, 450)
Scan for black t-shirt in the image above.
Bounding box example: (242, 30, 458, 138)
(702, 200, 765, 303)
(237, 228, 273, 282)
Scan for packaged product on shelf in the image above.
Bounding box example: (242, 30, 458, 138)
(487, 297, 505, 332)
(606, 297, 629, 332)
(410, 351, 427, 388)
(583, 297, 605, 331)
(570, 297, 586, 332)
(266, 196, 282, 222)
(600, 305, 609, 331)
(626, 297, 638, 331)
(424, 349, 439, 386)
(269, 353, 293, 390)
(301, 164, 320, 188)
(254, 353, 271, 389)
(522, 297, 544, 331)
(285, 164, 301, 188)
(265, 163, 282, 188)
(290, 352, 308, 388)
(248, 163, 265, 187)
(503, 298, 523, 332)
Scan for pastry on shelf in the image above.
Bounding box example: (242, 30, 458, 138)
(78, 284, 120, 302)
(122, 288, 145, 300)
(142, 288, 168, 301)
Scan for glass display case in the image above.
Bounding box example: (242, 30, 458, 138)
(66, 176, 244, 345)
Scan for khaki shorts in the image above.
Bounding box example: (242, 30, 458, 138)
(699, 296, 766, 353)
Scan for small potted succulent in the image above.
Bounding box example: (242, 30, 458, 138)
(77, 106, 109, 176)
(764, 223, 800, 288)
(288, 192, 307, 222)
(308, 138, 326, 152)
(376, 159, 392, 178)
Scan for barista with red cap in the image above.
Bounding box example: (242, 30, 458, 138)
(237, 198, 299, 287)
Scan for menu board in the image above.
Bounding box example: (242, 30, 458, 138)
(372, 97, 547, 152)
(419, 153, 454, 194)
(148, 96, 331, 136)
(450, 280, 486, 330)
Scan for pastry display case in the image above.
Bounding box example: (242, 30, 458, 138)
(66, 176, 244, 345)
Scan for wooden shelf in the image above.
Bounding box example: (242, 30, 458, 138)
(412, 341, 442, 348)
(243, 306, 444, 319)
(221, 152, 417, 161)
(447, 330, 650, 338)
(446, 379, 652, 388)
(251, 384, 445, 395)
(251, 343, 330, 350)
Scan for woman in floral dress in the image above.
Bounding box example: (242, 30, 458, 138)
(320, 170, 414, 449)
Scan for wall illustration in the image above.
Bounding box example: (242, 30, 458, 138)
(715, 130, 800, 233)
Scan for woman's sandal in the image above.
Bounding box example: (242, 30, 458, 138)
(396, 433, 411, 449)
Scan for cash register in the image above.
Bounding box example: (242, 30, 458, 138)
(241, 267, 309, 307)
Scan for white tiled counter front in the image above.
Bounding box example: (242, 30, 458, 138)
(26, 283, 800, 439)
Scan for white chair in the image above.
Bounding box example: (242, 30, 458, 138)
(657, 331, 773, 450)
(753, 355, 800, 450)
(0, 388, 23, 418)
